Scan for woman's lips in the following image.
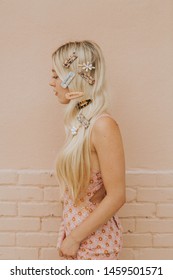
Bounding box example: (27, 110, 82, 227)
(54, 91, 58, 96)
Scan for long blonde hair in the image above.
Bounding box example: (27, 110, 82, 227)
(52, 40, 109, 203)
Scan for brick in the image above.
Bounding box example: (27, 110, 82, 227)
(40, 171, 58, 186)
(123, 233, 152, 247)
(157, 204, 173, 217)
(137, 248, 173, 260)
(0, 218, 40, 231)
(16, 233, 57, 247)
(18, 172, 42, 186)
(136, 218, 173, 233)
(0, 202, 17, 216)
(18, 202, 62, 217)
(0, 247, 38, 260)
(117, 203, 156, 218)
(40, 248, 61, 260)
(126, 188, 136, 202)
(153, 234, 173, 247)
(118, 248, 134, 260)
(126, 173, 157, 187)
(0, 186, 43, 201)
(0, 233, 15, 246)
(156, 174, 173, 187)
(0, 170, 18, 185)
(44, 187, 60, 201)
(18, 170, 57, 186)
(137, 187, 173, 202)
(120, 218, 135, 233)
(41, 217, 61, 232)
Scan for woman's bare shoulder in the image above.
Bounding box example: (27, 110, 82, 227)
(92, 114, 119, 133)
(91, 115, 121, 151)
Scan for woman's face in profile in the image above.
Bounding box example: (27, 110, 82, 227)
(49, 69, 70, 104)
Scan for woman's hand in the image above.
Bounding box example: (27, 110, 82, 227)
(59, 234, 80, 259)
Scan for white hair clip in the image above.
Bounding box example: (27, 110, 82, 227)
(71, 125, 80, 136)
(78, 62, 95, 72)
(61, 72, 75, 88)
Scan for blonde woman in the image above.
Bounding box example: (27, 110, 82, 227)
(49, 40, 126, 260)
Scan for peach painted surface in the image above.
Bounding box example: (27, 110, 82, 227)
(0, 0, 173, 170)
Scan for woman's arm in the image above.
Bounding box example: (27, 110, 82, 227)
(70, 117, 126, 242)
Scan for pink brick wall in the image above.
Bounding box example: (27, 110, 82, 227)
(0, 170, 173, 260)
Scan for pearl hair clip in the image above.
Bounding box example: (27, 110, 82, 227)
(78, 62, 95, 72)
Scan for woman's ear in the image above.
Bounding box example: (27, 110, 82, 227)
(65, 92, 84, 100)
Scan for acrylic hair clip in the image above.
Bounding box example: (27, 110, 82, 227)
(78, 62, 95, 72)
(70, 110, 91, 136)
(78, 71, 95, 85)
(77, 111, 90, 129)
(76, 99, 92, 109)
(65, 91, 84, 100)
(61, 72, 75, 88)
(63, 52, 78, 68)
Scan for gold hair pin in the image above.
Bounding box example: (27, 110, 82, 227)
(63, 52, 78, 68)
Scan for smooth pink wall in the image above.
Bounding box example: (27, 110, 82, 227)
(0, 0, 172, 170)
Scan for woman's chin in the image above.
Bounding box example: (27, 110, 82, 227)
(58, 98, 70, 105)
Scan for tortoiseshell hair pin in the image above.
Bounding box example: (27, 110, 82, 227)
(78, 71, 95, 85)
(76, 99, 92, 109)
(63, 52, 78, 68)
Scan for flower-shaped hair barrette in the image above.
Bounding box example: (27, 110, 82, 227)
(78, 62, 95, 72)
